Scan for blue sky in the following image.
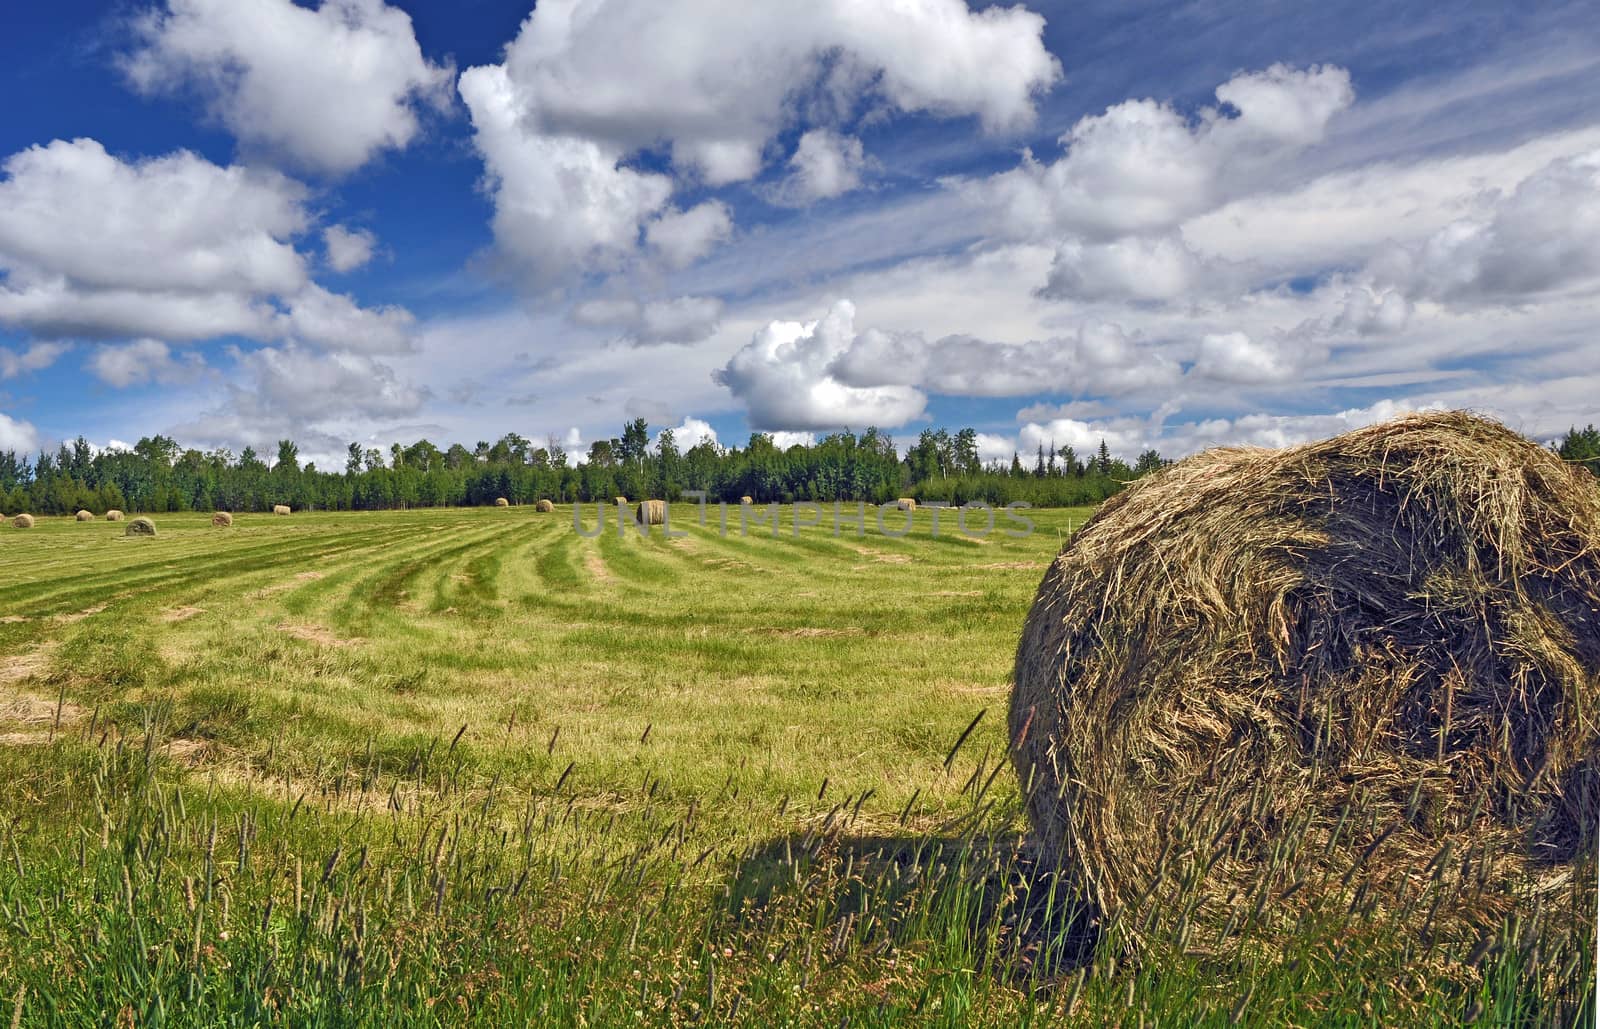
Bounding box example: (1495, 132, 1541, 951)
(2, 0, 1598, 469)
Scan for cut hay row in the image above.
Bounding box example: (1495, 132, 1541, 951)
(105, 510, 124, 522)
(1011, 410, 1600, 949)
(535, 499, 555, 513)
(212, 512, 233, 527)
(75, 510, 93, 522)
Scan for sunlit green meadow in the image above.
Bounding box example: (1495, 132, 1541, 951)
(0, 504, 1590, 1025)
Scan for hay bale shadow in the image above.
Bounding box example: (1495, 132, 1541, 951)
(726, 827, 1100, 982)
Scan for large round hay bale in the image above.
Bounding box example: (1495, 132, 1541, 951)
(739, 495, 754, 505)
(212, 511, 234, 527)
(895, 497, 916, 512)
(105, 510, 124, 522)
(1011, 411, 1600, 948)
(535, 499, 555, 513)
(272, 505, 291, 516)
(635, 499, 667, 525)
(614, 496, 628, 505)
(12, 514, 34, 529)
(494, 497, 510, 507)
(75, 510, 93, 521)
(124, 516, 156, 537)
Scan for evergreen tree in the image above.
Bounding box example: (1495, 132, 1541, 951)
(1558, 425, 1600, 475)
(1135, 449, 1165, 476)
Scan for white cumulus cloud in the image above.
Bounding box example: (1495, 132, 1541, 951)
(323, 225, 377, 272)
(988, 64, 1353, 242)
(458, 0, 1059, 288)
(1190, 332, 1301, 384)
(457, 63, 675, 288)
(655, 416, 718, 451)
(974, 64, 1353, 303)
(775, 130, 868, 205)
(0, 138, 416, 355)
(714, 300, 927, 431)
(1372, 148, 1600, 304)
(0, 341, 71, 380)
(123, 0, 452, 175)
(645, 203, 734, 271)
(828, 321, 1178, 398)
(0, 412, 40, 455)
(571, 295, 723, 346)
(87, 338, 209, 388)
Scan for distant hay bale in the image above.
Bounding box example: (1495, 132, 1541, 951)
(535, 499, 555, 513)
(105, 510, 124, 522)
(494, 497, 510, 507)
(895, 497, 916, 512)
(1011, 411, 1600, 949)
(75, 510, 93, 521)
(123, 516, 156, 537)
(273, 505, 291, 516)
(212, 512, 233, 527)
(12, 514, 34, 529)
(635, 499, 667, 526)
(614, 496, 628, 505)
(740, 495, 754, 505)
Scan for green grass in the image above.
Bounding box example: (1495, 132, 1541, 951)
(0, 505, 1591, 1025)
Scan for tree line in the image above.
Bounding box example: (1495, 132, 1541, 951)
(1558, 424, 1600, 476)
(0, 421, 1165, 516)
(6, 420, 1593, 518)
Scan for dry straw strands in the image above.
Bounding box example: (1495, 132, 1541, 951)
(535, 499, 555, 513)
(75, 510, 93, 521)
(212, 512, 234, 527)
(1011, 411, 1600, 949)
(895, 498, 917, 512)
(636, 499, 667, 526)
(12, 514, 34, 529)
(105, 510, 124, 522)
(123, 517, 157, 537)
(273, 505, 291, 516)
(495, 497, 510, 507)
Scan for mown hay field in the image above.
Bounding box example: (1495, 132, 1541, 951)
(0, 505, 1588, 1025)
